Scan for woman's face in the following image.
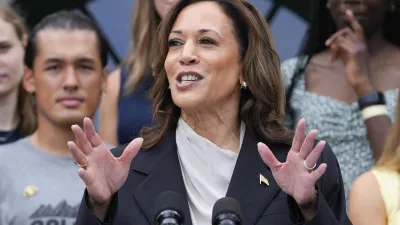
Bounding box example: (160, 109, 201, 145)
(164, 1, 242, 114)
(0, 18, 25, 97)
(153, 0, 177, 18)
(328, 0, 391, 36)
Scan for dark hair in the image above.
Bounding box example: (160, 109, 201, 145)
(24, 10, 108, 69)
(140, 0, 293, 149)
(22, 10, 108, 134)
(285, 0, 400, 118)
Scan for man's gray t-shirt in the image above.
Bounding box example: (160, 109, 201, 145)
(0, 137, 85, 225)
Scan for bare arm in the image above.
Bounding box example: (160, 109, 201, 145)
(99, 68, 121, 146)
(348, 171, 386, 225)
(363, 115, 391, 161)
(355, 83, 391, 161)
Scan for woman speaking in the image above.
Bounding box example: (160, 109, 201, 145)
(70, 0, 351, 224)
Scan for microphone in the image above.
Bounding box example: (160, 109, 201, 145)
(212, 197, 243, 225)
(153, 191, 185, 225)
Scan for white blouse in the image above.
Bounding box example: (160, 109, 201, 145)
(176, 118, 245, 225)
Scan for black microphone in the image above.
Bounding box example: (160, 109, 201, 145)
(153, 191, 185, 225)
(212, 197, 243, 225)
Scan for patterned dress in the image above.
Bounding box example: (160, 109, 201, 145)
(281, 57, 399, 201)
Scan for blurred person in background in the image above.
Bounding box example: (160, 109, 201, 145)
(281, 0, 400, 200)
(99, 0, 177, 146)
(349, 92, 400, 225)
(0, 5, 34, 145)
(0, 11, 108, 224)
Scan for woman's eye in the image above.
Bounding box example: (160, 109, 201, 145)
(200, 38, 216, 45)
(168, 39, 182, 46)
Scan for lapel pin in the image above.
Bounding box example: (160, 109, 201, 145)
(259, 174, 269, 186)
(23, 185, 38, 198)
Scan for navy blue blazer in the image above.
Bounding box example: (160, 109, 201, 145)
(76, 127, 352, 225)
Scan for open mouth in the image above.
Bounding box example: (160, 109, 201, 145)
(176, 72, 204, 87)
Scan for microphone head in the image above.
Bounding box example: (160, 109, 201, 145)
(212, 197, 243, 224)
(152, 191, 185, 223)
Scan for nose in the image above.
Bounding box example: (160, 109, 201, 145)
(62, 68, 79, 91)
(179, 41, 200, 66)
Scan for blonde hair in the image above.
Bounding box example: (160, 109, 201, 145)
(124, 0, 161, 93)
(376, 93, 400, 172)
(0, 5, 35, 136)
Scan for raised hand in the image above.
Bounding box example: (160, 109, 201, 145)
(258, 119, 327, 208)
(68, 117, 143, 205)
(325, 9, 373, 96)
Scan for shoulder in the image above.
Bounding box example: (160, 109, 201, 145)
(280, 56, 308, 90)
(312, 141, 343, 194)
(0, 139, 29, 185)
(348, 170, 386, 223)
(0, 138, 29, 158)
(101, 68, 122, 107)
(110, 131, 177, 171)
(350, 170, 379, 194)
(107, 67, 122, 92)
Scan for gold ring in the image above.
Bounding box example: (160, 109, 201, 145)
(303, 160, 316, 171)
(74, 158, 88, 168)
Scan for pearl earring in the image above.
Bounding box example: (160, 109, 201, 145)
(241, 81, 247, 89)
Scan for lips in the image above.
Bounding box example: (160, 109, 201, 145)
(57, 96, 83, 107)
(176, 71, 204, 81)
(175, 71, 204, 89)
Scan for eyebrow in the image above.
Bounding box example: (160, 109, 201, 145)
(76, 57, 96, 64)
(44, 57, 96, 64)
(44, 58, 63, 64)
(170, 29, 222, 38)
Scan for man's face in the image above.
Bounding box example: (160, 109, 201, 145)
(24, 29, 107, 127)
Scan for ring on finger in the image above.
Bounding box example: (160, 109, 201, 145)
(303, 160, 316, 171)
(74, 158, 88, 169)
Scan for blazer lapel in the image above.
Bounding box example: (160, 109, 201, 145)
(226, 129, 287, 225)
(132, 131, 193, 225)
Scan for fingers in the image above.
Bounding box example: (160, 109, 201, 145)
(291, 118, 306, 152)
(78, 168, 92, 186)
(258, 142, 282, 171)
(329, 35, 361, 62)
(118, 137, 144, 168)
(345, 9, 364, 40)
(68, 141, 88, 167)
(326, 26, 360, 62)
(71, 124, 93, 155)
(326, 27, 355, 46)
(304, 141, 325, 168)
(83, 117, 103, 147)
(329, 42, 341, 62)
(304, 141, 326, 181)
(299, 130, 318, 159)
(311, 163, 327, 182)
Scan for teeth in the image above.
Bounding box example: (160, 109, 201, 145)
(181, 74, 200, 81)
